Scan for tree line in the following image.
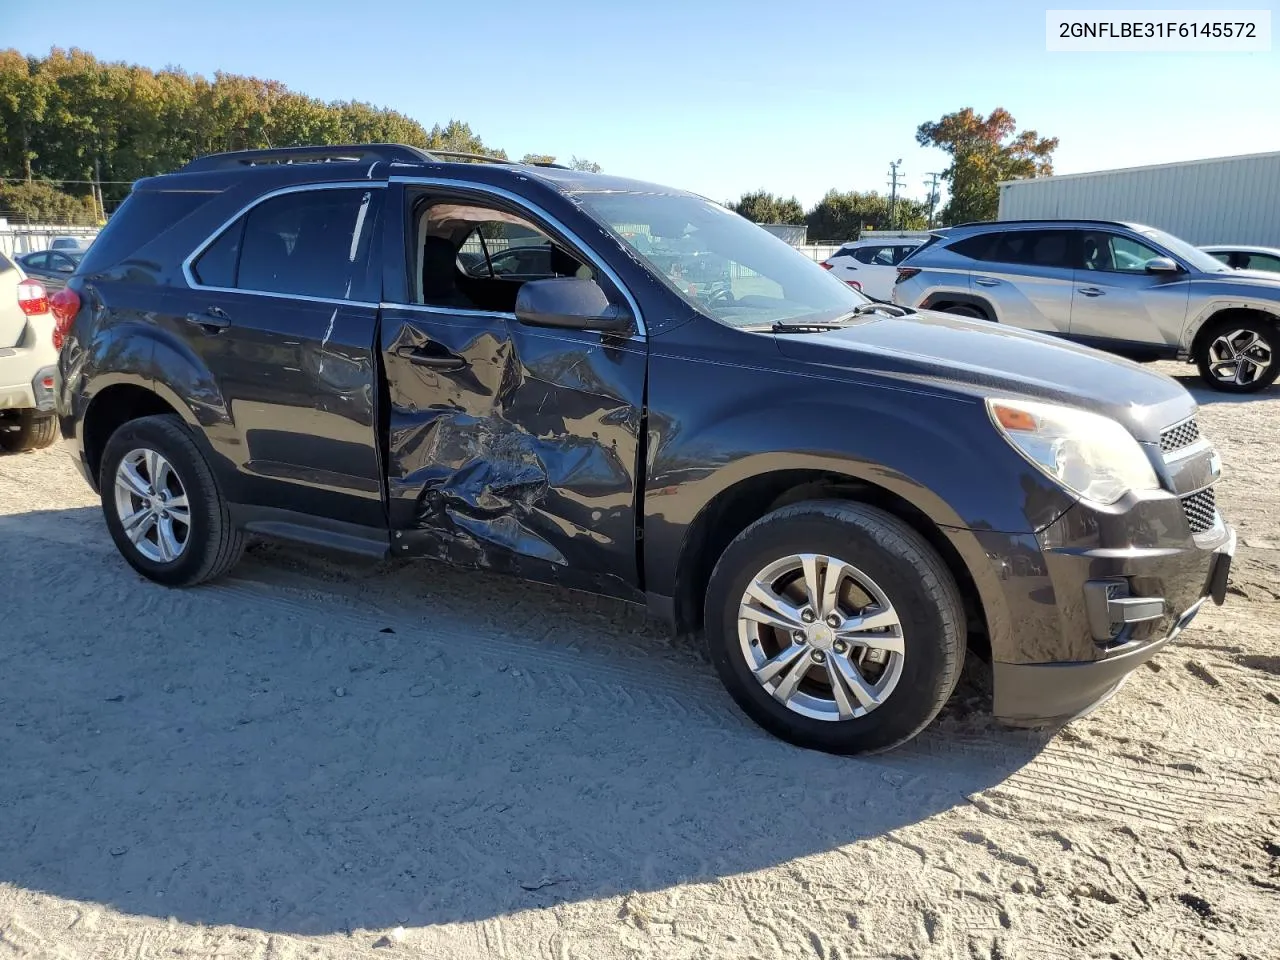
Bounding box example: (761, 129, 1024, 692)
(0, 48, 598, 223)
(733, 107, 1058, 240)
(0, 48, 1057, 237)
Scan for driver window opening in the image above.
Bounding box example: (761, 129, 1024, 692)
(413, 199, 594, 313)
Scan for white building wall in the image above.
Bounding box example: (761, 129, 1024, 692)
(997, 152, 1280, 247)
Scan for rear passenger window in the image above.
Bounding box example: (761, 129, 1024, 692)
(192, 188, 382, 301)
(989, 230, 1075, 269)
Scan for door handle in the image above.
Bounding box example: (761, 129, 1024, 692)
(395, 344, 465, 371)
(974, 277, 1001, 287)
(1077, 287, 1105, 297)
(185, 306, 230, 332)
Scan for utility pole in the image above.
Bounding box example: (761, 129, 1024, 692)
(923, 171, 943, 228)
(887, 159, 904, 230)
(93, 156, 104, 224)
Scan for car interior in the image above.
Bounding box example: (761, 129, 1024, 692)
(412, 200, 593, 313)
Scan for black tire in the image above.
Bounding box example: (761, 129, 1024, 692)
(1195, 317, 1279, 393)
(0, 411, 59, 452)
(704, 499, 965, 755)
(99, 414, 245, 586)
(942, 304, 988, 320)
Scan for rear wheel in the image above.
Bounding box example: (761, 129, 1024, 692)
(100, 414, 245, 586)
(1196, 318, 1278, 393)
(704, 500, 965, 754)
(0, 411, 59, 452)
(942, 304, 988, 320)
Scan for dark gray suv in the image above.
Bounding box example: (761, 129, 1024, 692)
(893, 219, 1280, 393)
(54, 149, 1236, 754)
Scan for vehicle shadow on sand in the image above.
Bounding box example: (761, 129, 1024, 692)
(0, 506, 1052, 936)
(1167, 370, 1279, 405)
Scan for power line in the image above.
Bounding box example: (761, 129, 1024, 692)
(0, 176, 137, 185)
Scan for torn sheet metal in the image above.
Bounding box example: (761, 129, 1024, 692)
(380, 309, 646, 593)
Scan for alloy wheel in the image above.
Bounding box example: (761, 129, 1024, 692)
(1207, 329, 1273, 386)
(736, 553, 905, 721)
(113, 448, 192, 563)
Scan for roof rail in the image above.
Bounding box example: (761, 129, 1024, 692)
(427, 150, 514, 165)
(427, 151, 570, 169)
(951, 218, 1130, 229)
(180, 143, 434, 172)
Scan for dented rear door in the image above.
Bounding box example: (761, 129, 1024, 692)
(378, 184, 647, 600)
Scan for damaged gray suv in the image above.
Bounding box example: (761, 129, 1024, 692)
(56, 146, 1234, 754)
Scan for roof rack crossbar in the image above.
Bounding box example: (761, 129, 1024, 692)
(180, 143, 434, 173)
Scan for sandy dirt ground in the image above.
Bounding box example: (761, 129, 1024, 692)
(1, 362, 1277, 960)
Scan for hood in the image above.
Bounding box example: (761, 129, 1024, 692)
(774, 309, 1195, 442)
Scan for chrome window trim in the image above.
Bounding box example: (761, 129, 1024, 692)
(381, 301, 515, 322)
(388, 175, 647, 338)
(180, 181, 388, 295)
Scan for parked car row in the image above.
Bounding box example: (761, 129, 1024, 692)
(14, 248, 85, 291)
(0, 250, 60, 451)
(47, 143, 1234, 756)
(888, 219, 1280, 393)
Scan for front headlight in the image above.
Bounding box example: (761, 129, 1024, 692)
(986, 398, 1161, 505)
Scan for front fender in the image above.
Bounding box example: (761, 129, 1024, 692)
(641, 379, 1073, 602)
(1180, 290, 1280, 352)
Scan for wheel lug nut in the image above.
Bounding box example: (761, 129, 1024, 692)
(834, 641, 848, 654)
(792, 631, 806, 643)
(826, 614, 841, 628)
(811, 650, 826, 663)
(801, 609, 816, 623)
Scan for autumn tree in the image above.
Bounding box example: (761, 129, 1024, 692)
(916, 107, 1057, 225)
(730, 190, 805, 225)
(569, 156, 601, 173)
(521, 153, 557, 165)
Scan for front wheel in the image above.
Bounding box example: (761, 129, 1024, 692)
(100, 414, 245, 586)
(1196, 318, 1278, 393)
(704, 500, 966, 755)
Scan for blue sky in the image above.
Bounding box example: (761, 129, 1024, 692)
(9, 0, 1280, 207)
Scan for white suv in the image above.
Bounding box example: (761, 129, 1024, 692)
(821, 238, 924, 300)
(0, 251, 60, 451)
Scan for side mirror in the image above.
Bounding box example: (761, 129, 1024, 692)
(514, 277, 634, 333)
(1145, 256, 1180, 274)
(58, 264, 74, 273)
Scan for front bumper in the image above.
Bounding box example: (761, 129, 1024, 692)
(991, 523, 1235, 725)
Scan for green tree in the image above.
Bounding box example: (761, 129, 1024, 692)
(521, 153, 557, 165)
(0, 179, 97, 223)
(569, 155, 601, 173)
(0, 48, 510, 209)
(916, 107, 1057, 225)
(730, 189, 805, 225)
(804, 190, 927, 241)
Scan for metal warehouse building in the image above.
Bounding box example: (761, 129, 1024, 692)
(997, 151, 1280, 247)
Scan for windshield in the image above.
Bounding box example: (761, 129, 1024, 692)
(1139, 227, 1229, 273)
(574, 192, 869, 327)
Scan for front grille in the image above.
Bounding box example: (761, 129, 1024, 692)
(1181, 487, 1217, 534)
(1160, 417, 1200, 453)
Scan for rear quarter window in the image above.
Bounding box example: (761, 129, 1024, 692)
(78, 189, 218, 275)
(947, 233, 998, 261)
